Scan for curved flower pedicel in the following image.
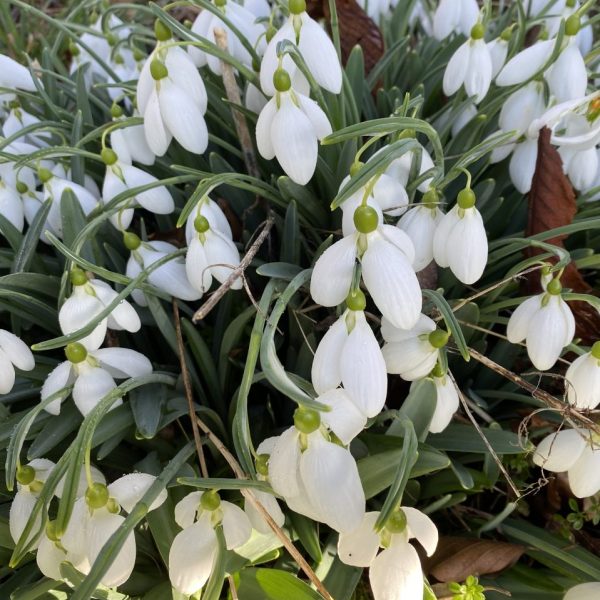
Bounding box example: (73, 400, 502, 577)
(311, 204, 421, 330)
(169, 490, 252, 595)
(0, 329, 35, 394)
(40, 341, 152, 416)
(338, 507, 438, 600)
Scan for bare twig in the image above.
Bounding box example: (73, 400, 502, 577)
(173, 299, 209, 478)
(195, 416, 333, 600)
(228, 575, 239, 600)
(448, 371, 522, 499)
(192, 214, 275, 322)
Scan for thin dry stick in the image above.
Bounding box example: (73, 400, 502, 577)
(194, 416, 333, 600)
(192, 214, 275, 322)
(448, 372, 522, 499)
(228, 575, 239, 600)
(172, 299, 209, 478)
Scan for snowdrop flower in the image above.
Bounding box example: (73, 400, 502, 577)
(101, 146, 174, 230)
(263, 407, 366, 532)
(433, 0, 479, 40)
(244, 438, 286, 534)
(60, 473, 167, 588)
(256, 68, 332, 185)
(397, 193, 444, 271)
(311, 204, 421, 330)
(433, 188, 488, 284)
(496, 38, 556, 87)
(59, 267, 141, 350)
(2, 102, 49, 147)
(185, 204, 241, 296)
(124, 233, 202, 305)
(338, 507, 438, 600)
(9, 459, 55, 547)
(311, 290, 387, 419)
(245, 82, 269, 114)
(110, 111, 156, 166)
(427, 367, 460, 433)
(0, 329, 34, 394)
(487, 33, 509, 78)
(169, 490, 252, 595)
(137, 22, 208, 156)
(40, 341, 152, 416)
(0, 53, 38, 92)
(443, 23, 493, 104)
(557, 114, 600, 190)
(565, 342, 600, 409)
(383, 143, 435, 193)
(382, 314, 448, 381)
(0, 178, 25, 231)
(507, 276, 575, 371)
(339, 170, 409, 236)
(184, 196, 233, 240)
(188, 1, 266, 75)
(564, 582, 600, 600)
(259, 0, 342, 96)
(533, 428, 600, 498)
(38, 167, 100, 239)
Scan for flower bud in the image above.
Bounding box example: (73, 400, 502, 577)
(346, 289, 366, 312)
(294, 406, 321, 434)
(65, 342, 87, 364)
(154, 19, 172, 42)
(85, 482, 109, 509)
(123, 231, 141, 251)
(353, 205, 378, 234)
(70, 267, 88, 286)
(16, 464, 35, 486)
(457, 188, 476, 209)
(385, 508, 407, 533)
(273, 68, 291, 93)
(289, 0, 306, 15)
(200, 490, 221, 511)
(101, 147, 118, 165)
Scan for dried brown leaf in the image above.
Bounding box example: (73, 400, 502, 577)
(424, 537, 524, 582)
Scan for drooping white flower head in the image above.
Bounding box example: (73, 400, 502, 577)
(397, 199, 444, 272)
(428, 371, 460, 433)
(0, 53, 38, 92)
(507, 275, 575, 371)
(59, 472, 167, 588)
(259, 1, 342, 96)
(312, 296, 387, 421)
(533, 428, 600, 498)
(311, 203, 421, 330)
(263, 409, 366, 532)
(2, 103, 49, 147)
(338, 507, 438, 600)
(256, 68, 332, 185)
(188, 1, 266, 75)
(487, 35, 509, 79)
(451, 101, 478, 137)
(432, 188, 488, 284)
(564, 582, 600, 600)
(169, 490, 252, 595)
(59, 267, 141, 350)
(443, 23, 493, 104)
(433, 0, 479, 40)
(0, 329, 35, 394)
(496, 39, 556, 87)
(382, 143, 435, 193)
(565, 342, 600, 410)
(100, 146, 174, 230)
(110, 116, 156, 167)
(545, 38, 588, 103)
(40, 341, 152, 416)
(124, 234, 202, 305)
(185, 200, 242, 296)
(137, 26, 208, 156)
(381, 314, 447, 380)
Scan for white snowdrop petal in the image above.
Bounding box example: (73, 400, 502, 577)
(143, 89, 171, 157)
(340, 313, 387, 418)
(0, 186, 24, 231)
(169, 517, 218, 595)
(533, 429, 587, 472)
(318, 388, 367, 445)
(370, 542, 424, 600)
(429, 376, 460, 434)
(433, 0, 462, 40)
(0, 55, 37, 91)
(108, 473, 167, 513)
(382, 340, 438, 381)
(403, 507, 438, 556)
(93, 348, 152, 379)
(496, 40, 555, 86)
(72, 367, 117, 416)
(126, 257, 147, 307)
(568, 444, 600, 498)
(204, 230, 242, 288)
(464, 40, 492, 103)
(158, 80, 208, 154)
(445, 208, 488, 284)
(36, 535, 66, 580)
(509, 138, 539, 194)
(0, 329, 34, 371)
(186, 237, 212, 294)
(142, 248, 203, 301)
(9, 492, 39, 546)
(136, 57, 154, 115)
(299, 436, 365, 533)
(271, 95, 318, 185)
(379, 224, 416, 266)
(499, 82, 546, 135)
(121, 164, 174, 214)
(61, 498, 90, 558)
(165, 47, 208, 113)
(90, 281, 141, 333)
(397, 207, 440, 272)
(311, 315, 347, 395)
(564, 583, 600, 600)
(244, 490, 285, 535)
(381, 313, 435, 343)
(259, 23, 295, 96)
(40, 361, 74, 415)
(58, 291, 107, 351)
(545, 43, 588, 103)
(566, 354, 600, 410)
(361, 234, 422, 330)
(433, 208, 460, 268)
(221, 501, 252, 549)
(175, 492, 202, 529)
(337, 512, 381, 567)
(506, 295, 540, 343)
(310, 235, 357, 307)
(526, 299, 569, 370)
(256, 98, 278, 160)
(268, 427, 302, 498)
(443, 42, 470, 98)
(295, 93, 332, 140)
(88, 511, 137, 588)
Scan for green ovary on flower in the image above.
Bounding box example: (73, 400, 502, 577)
(353, 205, 378, 234)
(85, 482, 109, 509)
(294, 406, 321, 434)
(65, 342, 87, 364)
(200, 490, 222, 511)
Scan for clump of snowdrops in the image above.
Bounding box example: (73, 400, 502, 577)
(0, 0, 600, 598)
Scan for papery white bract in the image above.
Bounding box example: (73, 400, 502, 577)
(0, 329, 35, 394)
